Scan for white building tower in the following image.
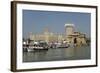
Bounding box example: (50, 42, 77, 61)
(65, 24, 75, 36)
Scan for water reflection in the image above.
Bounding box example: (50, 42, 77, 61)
(23, 46, 90, 62)
(64, 47, 75, 58)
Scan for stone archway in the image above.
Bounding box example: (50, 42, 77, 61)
(74, 38, 77, 44)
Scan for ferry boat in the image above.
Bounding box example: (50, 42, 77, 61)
(33, 41, 49, 50)
(49, 42, 70, 49)
(24, 41, 49, 52)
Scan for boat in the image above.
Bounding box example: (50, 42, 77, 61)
(25, 41, 49, 51)
(33, 41, 49, 50)
(27, 47, 34, 52)
(57, 46, 69, 48)
(55, 42, 69, 48)
(57, 44, 69, 48)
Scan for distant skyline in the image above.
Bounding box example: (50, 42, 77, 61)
(23, 10, 91, 38)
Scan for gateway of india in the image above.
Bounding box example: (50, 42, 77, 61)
(29, 23, 87, 46)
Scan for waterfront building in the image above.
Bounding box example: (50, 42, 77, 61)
(65, 24, 87, 46)
(28, 23, 87, 46)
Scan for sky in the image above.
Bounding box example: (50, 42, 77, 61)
(23, 10, 91, 38)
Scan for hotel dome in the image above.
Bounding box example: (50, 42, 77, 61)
(65, 24, 74, 27)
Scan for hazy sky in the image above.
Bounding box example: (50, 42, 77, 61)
(23, 10, 91, 38)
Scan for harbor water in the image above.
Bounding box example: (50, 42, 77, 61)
(23, 46, 90, 62)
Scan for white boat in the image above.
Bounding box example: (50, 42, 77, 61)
(27, 48, 34, 52)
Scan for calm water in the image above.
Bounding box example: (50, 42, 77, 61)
(23, 46, 91, 62)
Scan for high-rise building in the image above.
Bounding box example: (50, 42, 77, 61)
(65, 24, 75, 36)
